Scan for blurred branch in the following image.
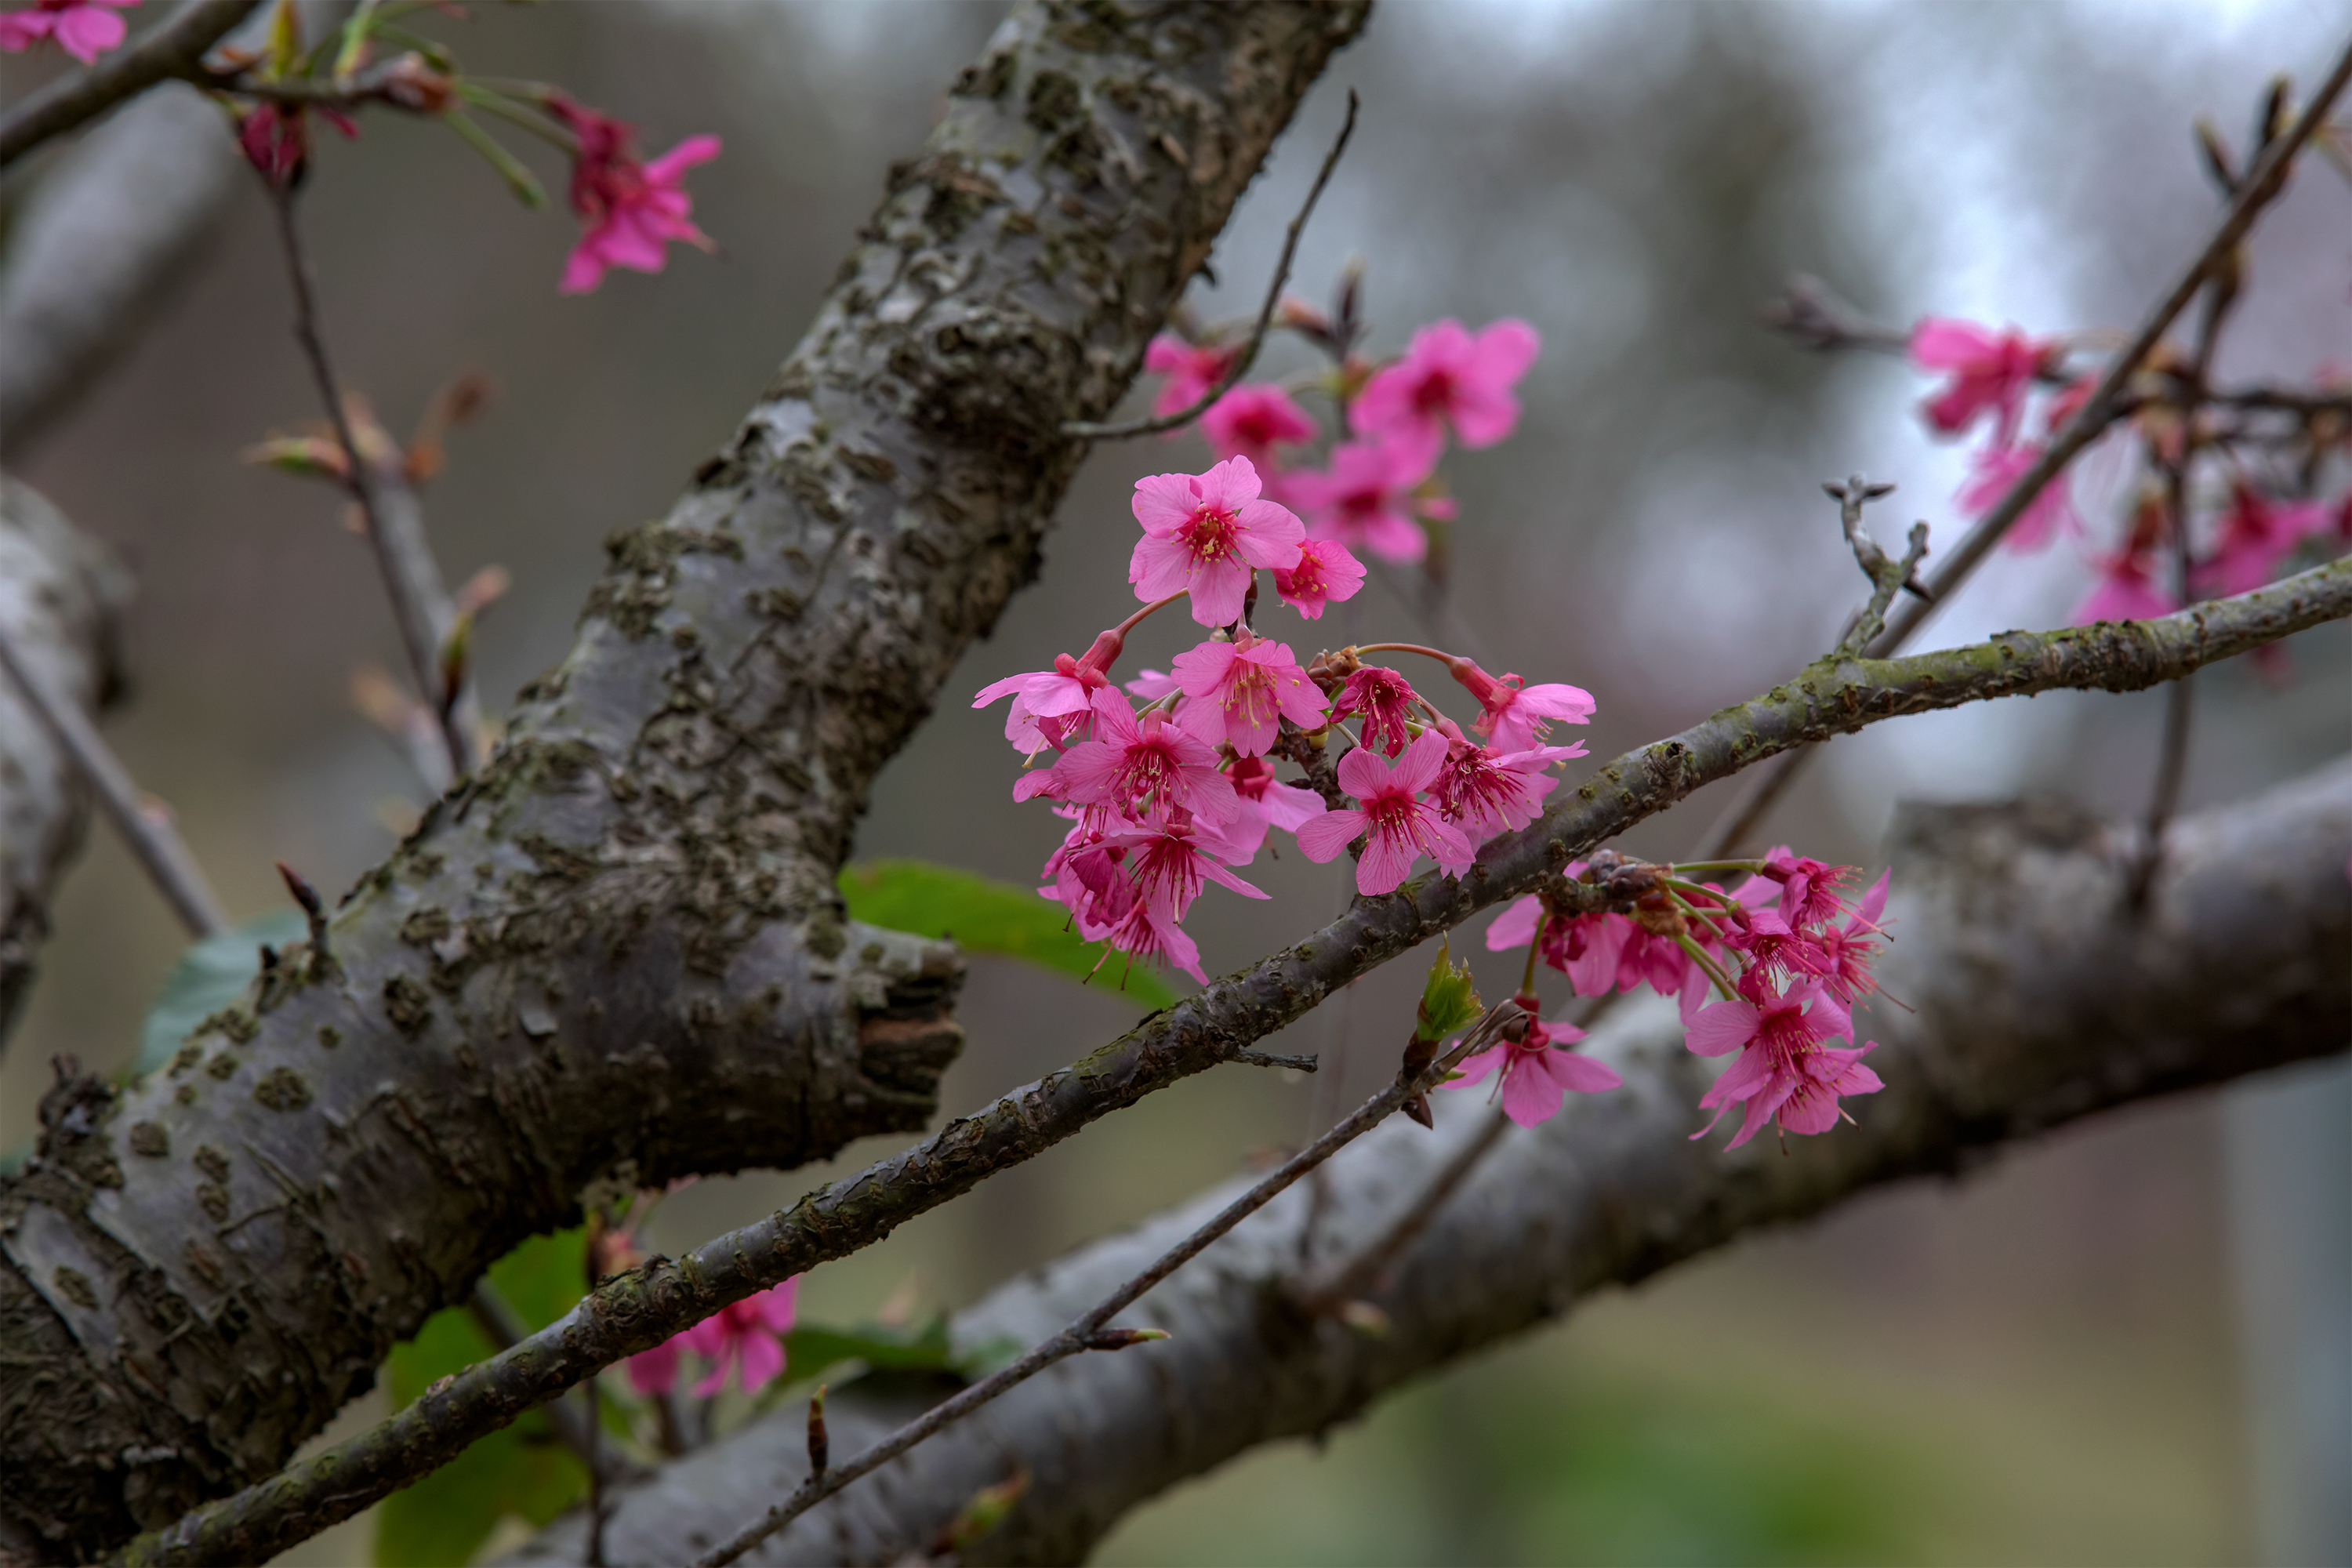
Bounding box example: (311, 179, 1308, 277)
(1063, 89, 1357, 440)
(0, 0, 259, 169)
(1692, 27, 2352, 865)
(526, 757, 2352, 1565)
(0, 477, 134, 1051)
(122, 560, 2352, 1567)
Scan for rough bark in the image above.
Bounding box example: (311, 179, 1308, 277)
(506, 759, 2352, 1566)
(116, 559, 2352, 1568)
(0, 4, 1372, 1559)
(0, 478, 132, 1050)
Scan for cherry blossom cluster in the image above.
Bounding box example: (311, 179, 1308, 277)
(1909, 318, 2348, 637)
(1475, 849, 1889, 1145)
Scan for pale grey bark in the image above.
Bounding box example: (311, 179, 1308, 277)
(509, 760, 2352, 1566)
(0, 5, 1370, 1559)
(0, 477, 131, 1049)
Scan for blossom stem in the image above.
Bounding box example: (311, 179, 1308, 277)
(1671, 930, 1737, 1000)
(1519, 910, 1546, 997)
(452, 80, 579, 152)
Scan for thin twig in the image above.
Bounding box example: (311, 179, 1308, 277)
(1297, 1105, 1512, 1314)
(1823, 473, 1931, 658)
(1063, 90, 1358, 440)
(0, 619, 229, 938)
(1690, 33, 2352, 863)
(267, 185, 473, 780)
(465, 1281, 641, 1489)
(688, 1001, 1530, 1568)
(1230, 1048, 1318, 1072)
(0, 0, 258, 170)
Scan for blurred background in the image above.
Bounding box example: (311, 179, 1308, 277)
(3, 1, 2347, 1563)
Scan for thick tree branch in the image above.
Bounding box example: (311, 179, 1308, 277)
(0, 478, 132, 1051)
(511, 758, 2352, 1565)
(125, 562, 2352, 1568)
(0, 3, 1373, 1559)
(0, 0, 257, 171)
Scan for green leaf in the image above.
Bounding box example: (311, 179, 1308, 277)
(1412, 938, 1482, 1044)
(779, 1314, 962, 1388)
(134, 909, 308, 1078)
(838, 858, 1181, 1011)
(376, 1230, 590, 1568)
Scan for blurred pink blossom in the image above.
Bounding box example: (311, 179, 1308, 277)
(1446, 1010, 1621, 1127)
(1910, 317, 2054, 447)
(546, 96, 720, 295)
(0, 0, 136, 64)
(1351, 317, 1540, 453)
(1143, 335, 1237, 416)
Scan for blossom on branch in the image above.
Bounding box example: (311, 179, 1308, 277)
(238, 102, 358, 190)
(627, 1277, 799, 1399)
(1351, 317, 1541, 455)
(0, 0, 135, 64)
(1686, 975, 1880, 1149)
(2193, 485, 2336, 599)
(1169, 633, 1326, 757)
(546, 95, 720, 295)
(1330, 665, 1421, 757)
(1286, 439, 1438, 564)
(1143, 334, 1239, 416)
(1130, 456, 1305, 627)
(1958, 441, 2076, 551)
(1909, 317, 2056, 447)
(1295, 729, 1472, 895)
(1201, 384, 1319, 477)
(1036, 688, 1240, 826)
(1272, 535, 1366, 620)
(1446, 1007, 1621, 1127)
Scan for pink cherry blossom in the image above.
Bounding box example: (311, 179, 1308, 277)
(1201, 384, 1318, 474)
(1125, 667, 1182, 702)
(1143, 335, 1237, 416)
(1037, 689, 1239, 824)
(1721, 908, 1834, 988)
(1130, 456, 1306, 627)
(975, 651, 1114, 755)
(1909, 317, 2054, 447)
(1484, 893, 1631, 997)
(1040, 826, 1134, 940)
(1098, 816, 1267, 922)
(1758, 847, 1857, 931)
(1351, 318, 1541, 453)
(2074, 550, 2180, 626)
(1218, 753, 1328, 860)
(2192, 485, 2336, 599)
(1330, 666, 1422, 757)
(546, 96, 720, 296)
(1451, 661, 1595, 753)
(1429, 739, 1584, 868)
(1272, 536, 1367, 621)
(1958, 442, 2075, 551)
(1169, 633, 1327, 757)
(1285, 440, 1437, 564)
(1686, 975, 1875, 1149)
(1295, 730, 1473, 895)
(626, 1335, 683, 1396)
(680, 1277, 799, 1398)
(237, 101, 358, 190)
(1446, 1008, 1621, 1127)
(1812, 869, 1890, 1005)
(0, 0, 136, 65)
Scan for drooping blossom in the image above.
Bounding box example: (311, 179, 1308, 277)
(1758, 847, 1856, 931)
(1218, 753, 1328, 859)
(1045, 814, 1265, 983)
(1909, 317, 2055, 447)
(630, 1277, 799, 1398)
(545, 95, 720, 295)
(1169, 632, 1327, 757)
(1025, 688, 1238, 824)
(2074, 549, 2180, 626)
(1811, 869, 1890, 1005)
(1686, 975, 1878, 1149)
(1201, 384, 1318, 477)
(1143, 334, 1237, 416)
(1272, 535, 1367, 621)
(1450, 660, 1595, 753)
(1351, 318, 1541, 455)
(1720, 908, 1834, 989)
(1098, 815, 1268, 923)
(2192, 485, 2336, 600)
(1295, 729, 1472, 895)
(1445, 1006, 1621, 1127)
(0, 0, 136, 64)
(1285, 440, 1440, 564)
(1330, 665, 1422, 757)
(973, 627, 1128, 754)
(237, 101, 358, 189)
(1130, 456, 1306, 627)
(1484, 893, 1630, 998)
(1958, 442, 2075, 551)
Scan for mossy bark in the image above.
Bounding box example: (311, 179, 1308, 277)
(0, 3, 1372, 1559)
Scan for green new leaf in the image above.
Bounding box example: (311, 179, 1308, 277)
(375, 1230, 591, 1568)
(838, 858, 1181, 1011)
(134, 909, 309, 1078)
(1413, 938, 1482, 1044)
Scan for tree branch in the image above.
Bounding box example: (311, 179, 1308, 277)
(510, 757, 2352, 1564)
(0, 479, 132, 1052)
(0, 0, 259, 171)
(0, 4, 1374, 1559)
(122, 561, 2352, 1568)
